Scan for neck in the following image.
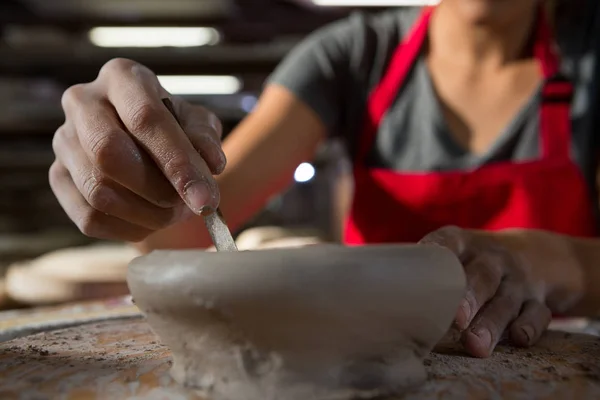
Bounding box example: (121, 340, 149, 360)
(429, 1, 539, 67)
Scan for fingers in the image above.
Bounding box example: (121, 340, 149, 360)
(98, 59, 221, 213)
(52, 125, 186, 231)
(49, 161, 153, 242)
(461, 280, 524, 358)
(420, 226, 491, 329)
(176, 102, 226, 175)
(55, 58, 227, 240)
(61, 86, 179, 208)
(455, 254, 504, 330)
(422, 226, 552, 358)
(510, 300, 552, 347)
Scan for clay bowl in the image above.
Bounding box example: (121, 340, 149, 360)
(127, 244, 466, 400)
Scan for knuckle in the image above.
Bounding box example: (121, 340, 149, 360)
(48, 161, 64, 189)
(52, 125, 75, 155)
(420, 225, 464, 251)
(61, 84, 87, 110)
(162, 153, 193, 190)
(76, 208, 104, 238)
(51, 127, 65, 155)
(82, 173, 113, 211)
(89, 131, 123, 172)
(127, 101, 159, 134)
(462, 291, 479, 316)
(99, 58, 135, 80)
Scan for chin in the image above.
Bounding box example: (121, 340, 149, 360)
(449, 0, 536, 26)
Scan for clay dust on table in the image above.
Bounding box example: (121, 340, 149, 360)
(415, 330, 600, 400)
(0, 319, 598, 400)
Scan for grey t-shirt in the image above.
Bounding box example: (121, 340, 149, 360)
(268, 2, 600, 193)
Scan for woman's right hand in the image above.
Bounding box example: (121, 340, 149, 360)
(50, 58, 226, 242)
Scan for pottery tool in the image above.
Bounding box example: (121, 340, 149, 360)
(162, 98, 238, 252)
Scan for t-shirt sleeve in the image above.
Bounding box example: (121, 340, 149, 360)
(266, 17, 363, 135)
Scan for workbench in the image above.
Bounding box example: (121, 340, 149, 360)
(0, 297, 599, 399)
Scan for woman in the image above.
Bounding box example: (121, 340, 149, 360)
(50, 0, 600, 358)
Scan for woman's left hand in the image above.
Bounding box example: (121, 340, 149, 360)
(420, 226, 553, 358)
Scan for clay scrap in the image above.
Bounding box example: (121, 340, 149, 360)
(127, 244, 466, 400)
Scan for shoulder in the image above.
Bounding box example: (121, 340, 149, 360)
(266, 8, 423, 134)
(302, 7, 423, 86)
(308, 7, 421, 48)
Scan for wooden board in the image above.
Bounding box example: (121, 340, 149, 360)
(0, 318, 599, 400)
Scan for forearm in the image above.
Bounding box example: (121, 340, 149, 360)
(492, 229, 600, 317)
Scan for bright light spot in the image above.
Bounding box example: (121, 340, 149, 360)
(88, 27, 220, 48)
(294, 163, 315, 183)
(312, 0, 438, 6)
(240, 95, 258, 112)
(157, 75, 241, 95)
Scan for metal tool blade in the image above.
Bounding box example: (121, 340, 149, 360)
(162, 97, 238, 252)
(203, 208, 238, 252)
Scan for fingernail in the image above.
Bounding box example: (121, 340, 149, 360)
(473, 328, 492, 350)
(183, 181, 211, 214)
(521, 325, 535, 345)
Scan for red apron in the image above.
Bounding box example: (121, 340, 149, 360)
(344, 7, 597, 245)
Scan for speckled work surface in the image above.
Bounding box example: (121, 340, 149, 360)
(0, 296, 139, 342)
(0, 318, 598, 400)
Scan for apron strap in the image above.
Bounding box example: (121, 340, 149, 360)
(540, 74, 574, 159)
(535, 11, 574, 160)
(358, 7, 434, 163)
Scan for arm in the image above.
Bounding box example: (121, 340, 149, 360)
(137, 17, 365, 252)
(137, 85, 327, 252)
(52, 16, 360, 251)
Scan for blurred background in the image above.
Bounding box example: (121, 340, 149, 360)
(0, 0, 435, 309)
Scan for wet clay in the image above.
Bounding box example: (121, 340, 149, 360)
(127, 244, 466, 400)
